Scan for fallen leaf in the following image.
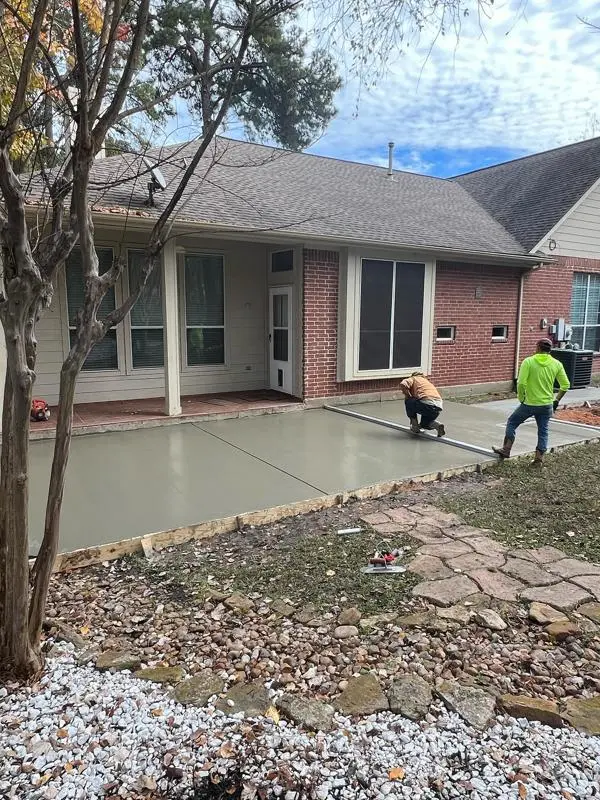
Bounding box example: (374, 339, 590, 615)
(561, 793, 574, 800)
(265, 706, 280, 724)
(64, 762, 73, 773)
(389, 767, 405, 781)
(37, 774, 52, 787)
(325, 569, 336, 577)
(218, 741, 236, 759)
(151, 708, 163, 717)
(79, 625, 90, 636)
(519, 784, 527, 799)
(56, 728, 68, 739)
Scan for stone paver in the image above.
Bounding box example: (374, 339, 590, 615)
(467, 536, 508, 556)
(409, 526, 453, 545)
(520, 582, 592, 611)
(510, 546, 567, 564)
(502, 558, 560, 587)
(571, 575, 600, 600)
(387, 507, 418, 526)
(528, 602, 569, 625)
(548, 558, 600, 579)
(373, 522, 408, 535)
(450, 526, 497, 541)
(447, 552, 506, 572)
(407, 555, 454, 581)
(412, 575, 479, 607)
(361, 512, 391, 526)
(578, 602, 600, 623)
(469, 569, 524, 602)
(418, 541, 473, 559)
(437, 604, 472, 624)
(409, 506, 463, 527)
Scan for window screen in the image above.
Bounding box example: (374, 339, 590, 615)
(128, 250, 164, 368)
(66, 247, 118, 371)
(271, 250, 294, 272)
(184, 254, 225, 366)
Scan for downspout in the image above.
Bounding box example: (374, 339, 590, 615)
(513, 271, 525, 392)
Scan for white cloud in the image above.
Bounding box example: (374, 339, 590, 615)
(309, 0, 600, 164)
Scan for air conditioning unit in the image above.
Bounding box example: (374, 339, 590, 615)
(551, 348, 593, 389)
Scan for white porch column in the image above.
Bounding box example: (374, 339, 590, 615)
(161, 238, 181, 417)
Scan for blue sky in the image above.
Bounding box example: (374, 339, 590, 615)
(164, 0, 600, 178)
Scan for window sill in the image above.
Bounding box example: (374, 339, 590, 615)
(491, 338, 508, 343)
(435, 339, 456, 344)
(343, 367, 423, 381)
(181, 364, 228, 374)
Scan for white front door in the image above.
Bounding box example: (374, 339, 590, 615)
(269, 286, 293, 394)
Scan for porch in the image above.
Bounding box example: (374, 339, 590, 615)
(29, 390, 302, 439)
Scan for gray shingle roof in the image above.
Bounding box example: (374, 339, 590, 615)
(454, 137, 600, 252)
(81, 137, 527, 256)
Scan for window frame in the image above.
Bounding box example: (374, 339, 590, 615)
(60, 244, 127, 375)
(571, 272, 600, 353)
(270, 248, 295, 273)
(338, 249, 435, 381)
(178, 250, 228, 372)
(436, 325, 456, 342)
(124, 248, 165, 373)
(491, 324, 509, 342)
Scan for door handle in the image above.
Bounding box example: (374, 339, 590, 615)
(268, 334, 272, 342)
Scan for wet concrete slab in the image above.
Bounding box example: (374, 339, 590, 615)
(28, 400, 600, 555)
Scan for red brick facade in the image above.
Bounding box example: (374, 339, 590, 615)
(302, 251, 600, 401)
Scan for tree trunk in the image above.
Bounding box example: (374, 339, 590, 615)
(0, 321, 42, 678)
(29, 359, 79, 643)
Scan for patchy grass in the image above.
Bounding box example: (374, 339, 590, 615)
(591, 373, 600, 388)
(439, 442, 600, 561)
(137, 515, 421, 615)
(450, 390, 516, 405)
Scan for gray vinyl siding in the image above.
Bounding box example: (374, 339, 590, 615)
(34, 235, 268, 405)
(547, 181, 600, 258)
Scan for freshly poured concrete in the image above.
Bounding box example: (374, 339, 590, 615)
(28, 401, 600, 555)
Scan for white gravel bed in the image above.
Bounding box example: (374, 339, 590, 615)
(1, 646, 600, 800)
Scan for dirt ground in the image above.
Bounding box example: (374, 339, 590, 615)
(556, 402, 600, 427)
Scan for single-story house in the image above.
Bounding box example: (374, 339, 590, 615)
(4, 135, 600, 417)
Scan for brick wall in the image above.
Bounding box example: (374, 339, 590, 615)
(521, 256, 600, 372)
(431, 262, 521, 386)
(303, 251, 523, 399)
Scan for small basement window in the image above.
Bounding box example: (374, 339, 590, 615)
(492, 324, 508, 341)
(436, 325, 456, 342)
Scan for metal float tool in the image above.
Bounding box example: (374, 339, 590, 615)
(324, 405, 498, 458)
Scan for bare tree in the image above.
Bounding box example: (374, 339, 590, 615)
(0, 0, 501, 680)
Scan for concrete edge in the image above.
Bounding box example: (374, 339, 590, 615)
(51, 461, 496, 574)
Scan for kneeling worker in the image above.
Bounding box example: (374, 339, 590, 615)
(400, 372, 445, 437)
(493, 338, 570, 465)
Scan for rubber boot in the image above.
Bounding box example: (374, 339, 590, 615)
(531, 450, 544, 467)
(492, 436, 513, 459)
(408, 416, 420, 434)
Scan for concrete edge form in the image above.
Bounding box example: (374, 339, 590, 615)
(551, 417, 600, 432)
(324, 404, 499, 459)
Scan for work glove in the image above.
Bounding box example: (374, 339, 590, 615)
(553, 399, 559, 411)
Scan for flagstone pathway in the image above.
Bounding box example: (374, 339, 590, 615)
(361, 505, 600, 613)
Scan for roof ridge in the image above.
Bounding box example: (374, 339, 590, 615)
(452, 135, 600, 179)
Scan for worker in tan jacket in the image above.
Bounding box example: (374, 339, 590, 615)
(399, 372, 446, 437)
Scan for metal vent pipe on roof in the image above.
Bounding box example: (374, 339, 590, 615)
(388, 142, 394, 176)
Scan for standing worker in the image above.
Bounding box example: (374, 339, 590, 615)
(493, 338, 570, 466)
(400, 372, 446, 437)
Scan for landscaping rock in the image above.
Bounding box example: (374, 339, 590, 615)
(134, 666, 185, 684)
(295, 603, 318, 624)
(546, 621, 581, 641)
(412, 575, 479, 607)
(578, 601, 600, 623)
(216, 682, 271, 718)
(333, 674, 389, 716)
(473, 609, 507, 632)
(437, 604, 472, 624)
(95, 651, 141, 672)
(571, 574, 600, 600)
(469, 569, 524, 601)
(276, 694, 335, 731)
(563, 695, 600, 735)
(407, 555, 453, 580)
(499, 694, 563, 728)
(359, 612, 398, 629)
(224, 593, 255, 613)
(547, 558, 600, 579)
(388, 675, 432, 720)
(173, 672, 225, 706)
(334, 625, 359, 639)
(502, 558, 559, 586)
(271, 599, 295, 617)
(436, 681, 495, 730)
(528, 602, 569, 625)
(396, 611, 432, 628)
(337, 607, 361, 626)
(520, 582, 592, 611)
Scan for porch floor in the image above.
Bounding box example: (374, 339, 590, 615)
(31, 390, 302, 437)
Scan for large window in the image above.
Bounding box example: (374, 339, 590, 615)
(358, 259, 425, 371)
(183, 254, 225, 366)
(66, 247, 118, 371)
(128, 250, 164, 368)
(571, 273, 600, 352)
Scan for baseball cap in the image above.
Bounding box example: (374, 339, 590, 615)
(537, 337, 553, 350)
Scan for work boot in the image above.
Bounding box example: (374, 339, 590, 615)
(408, 416, 420, 434)
(531, 450, 544, 467)
(492, 437, 514, 459)
(424, 421, 446, 438)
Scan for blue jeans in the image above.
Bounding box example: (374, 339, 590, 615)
(405, 398, 441, 428)
(506, 403, 553, 453)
